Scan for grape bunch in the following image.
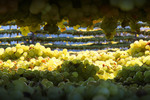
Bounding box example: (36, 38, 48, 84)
(110, 0, 146, 11)
(58, 59, 100, 82)
(115, 65, 150, 85)
(127, 40, 149, 57)
(101, 16, 118, 39)
(0, 68, 138, 100)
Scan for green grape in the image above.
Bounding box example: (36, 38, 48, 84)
(1, 75, 9, 81)
(23, 85, 34, 95)
(28, 50, 35, 57)
(0, 48, 4, 56)
(15, 52, 21, 58)
(45, 81, 54, 88)
(101, 16, 118, 39)
(92, 95, 107, 100)
(17, 48, 24, 54)
(144, 71, 150, 77)
(29, 24, 41, 32)
(64, 85, 75, 94)
(133, 71, 143, 82)
(72, 59, 78, 64)
(37, 50, 43, 56)
(72, 72, 78, 78)
(23, 46, 29, 51)
(144, 71, 150, 82)
(41, 79, 53, 88)
(9, 90, 24, 100)
(63, 72, 69, 77)
(10, 70, 16, 75)
(17, 68, 25, 75)
(0, 87, 10, 100)
(97, 87, 110, 97)
(0, 79, 4, 85)
(108, 84, 118, 96)
(58, 82, 66, 88)
(119, 0, 134, 11)
(47, 87, 64, 100)
(126, 77, 133, 82)
(20, 26, 30, 36)
(84, 59, 89, 65)
(29, 0, 46, 14)
(67, 92, 83, 100)
(5, 47, 11, 53)
(19, 77, 27, 82)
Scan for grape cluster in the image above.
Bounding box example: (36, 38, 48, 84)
(110, 0, 146, 11)
(0, 68, 138, 100)
(101, 16, 118, 39)
(115, 65, 150, 85)
(2, 39, 150, 81)
(0, 43, 54, 60)
(128, 40, 150, 57)
(0, 43, 119, 80)
(58, 59, 100, 82)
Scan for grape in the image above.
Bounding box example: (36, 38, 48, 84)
(19, 77, 27, 82)
(144, 71, 150, 82)
(119, 0, 134, 11)
(63, 49, 68, 55)
(28, 50, 35, 57)
(133, 71, 143, 81)
(15, 52, 21, 58)
(17, 48, 24, 54)
(101, 16, 118, 39)
(41, 79, 53, 88)
(0, 88, 10, 100)
(92, 95, 107, 100)
(0, 48, 4, 56)
(108, 84, 118, 96)
(47, 87, 64, 100)
(6, 47, 13, 55)
(67, 92, 83, 100)
(29, 24, 40, 32)
(145, 50, 150, 55)
(9, 90, 24, 100)
(20, 26, 30, 36)
(1, 75, 9, 81)
(17, 68, 25, 75)
(72, 72, 78, 78)
(63, 72, 69, 77)
(29, 0, 46, 14)
(11, 47, 17, 53)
